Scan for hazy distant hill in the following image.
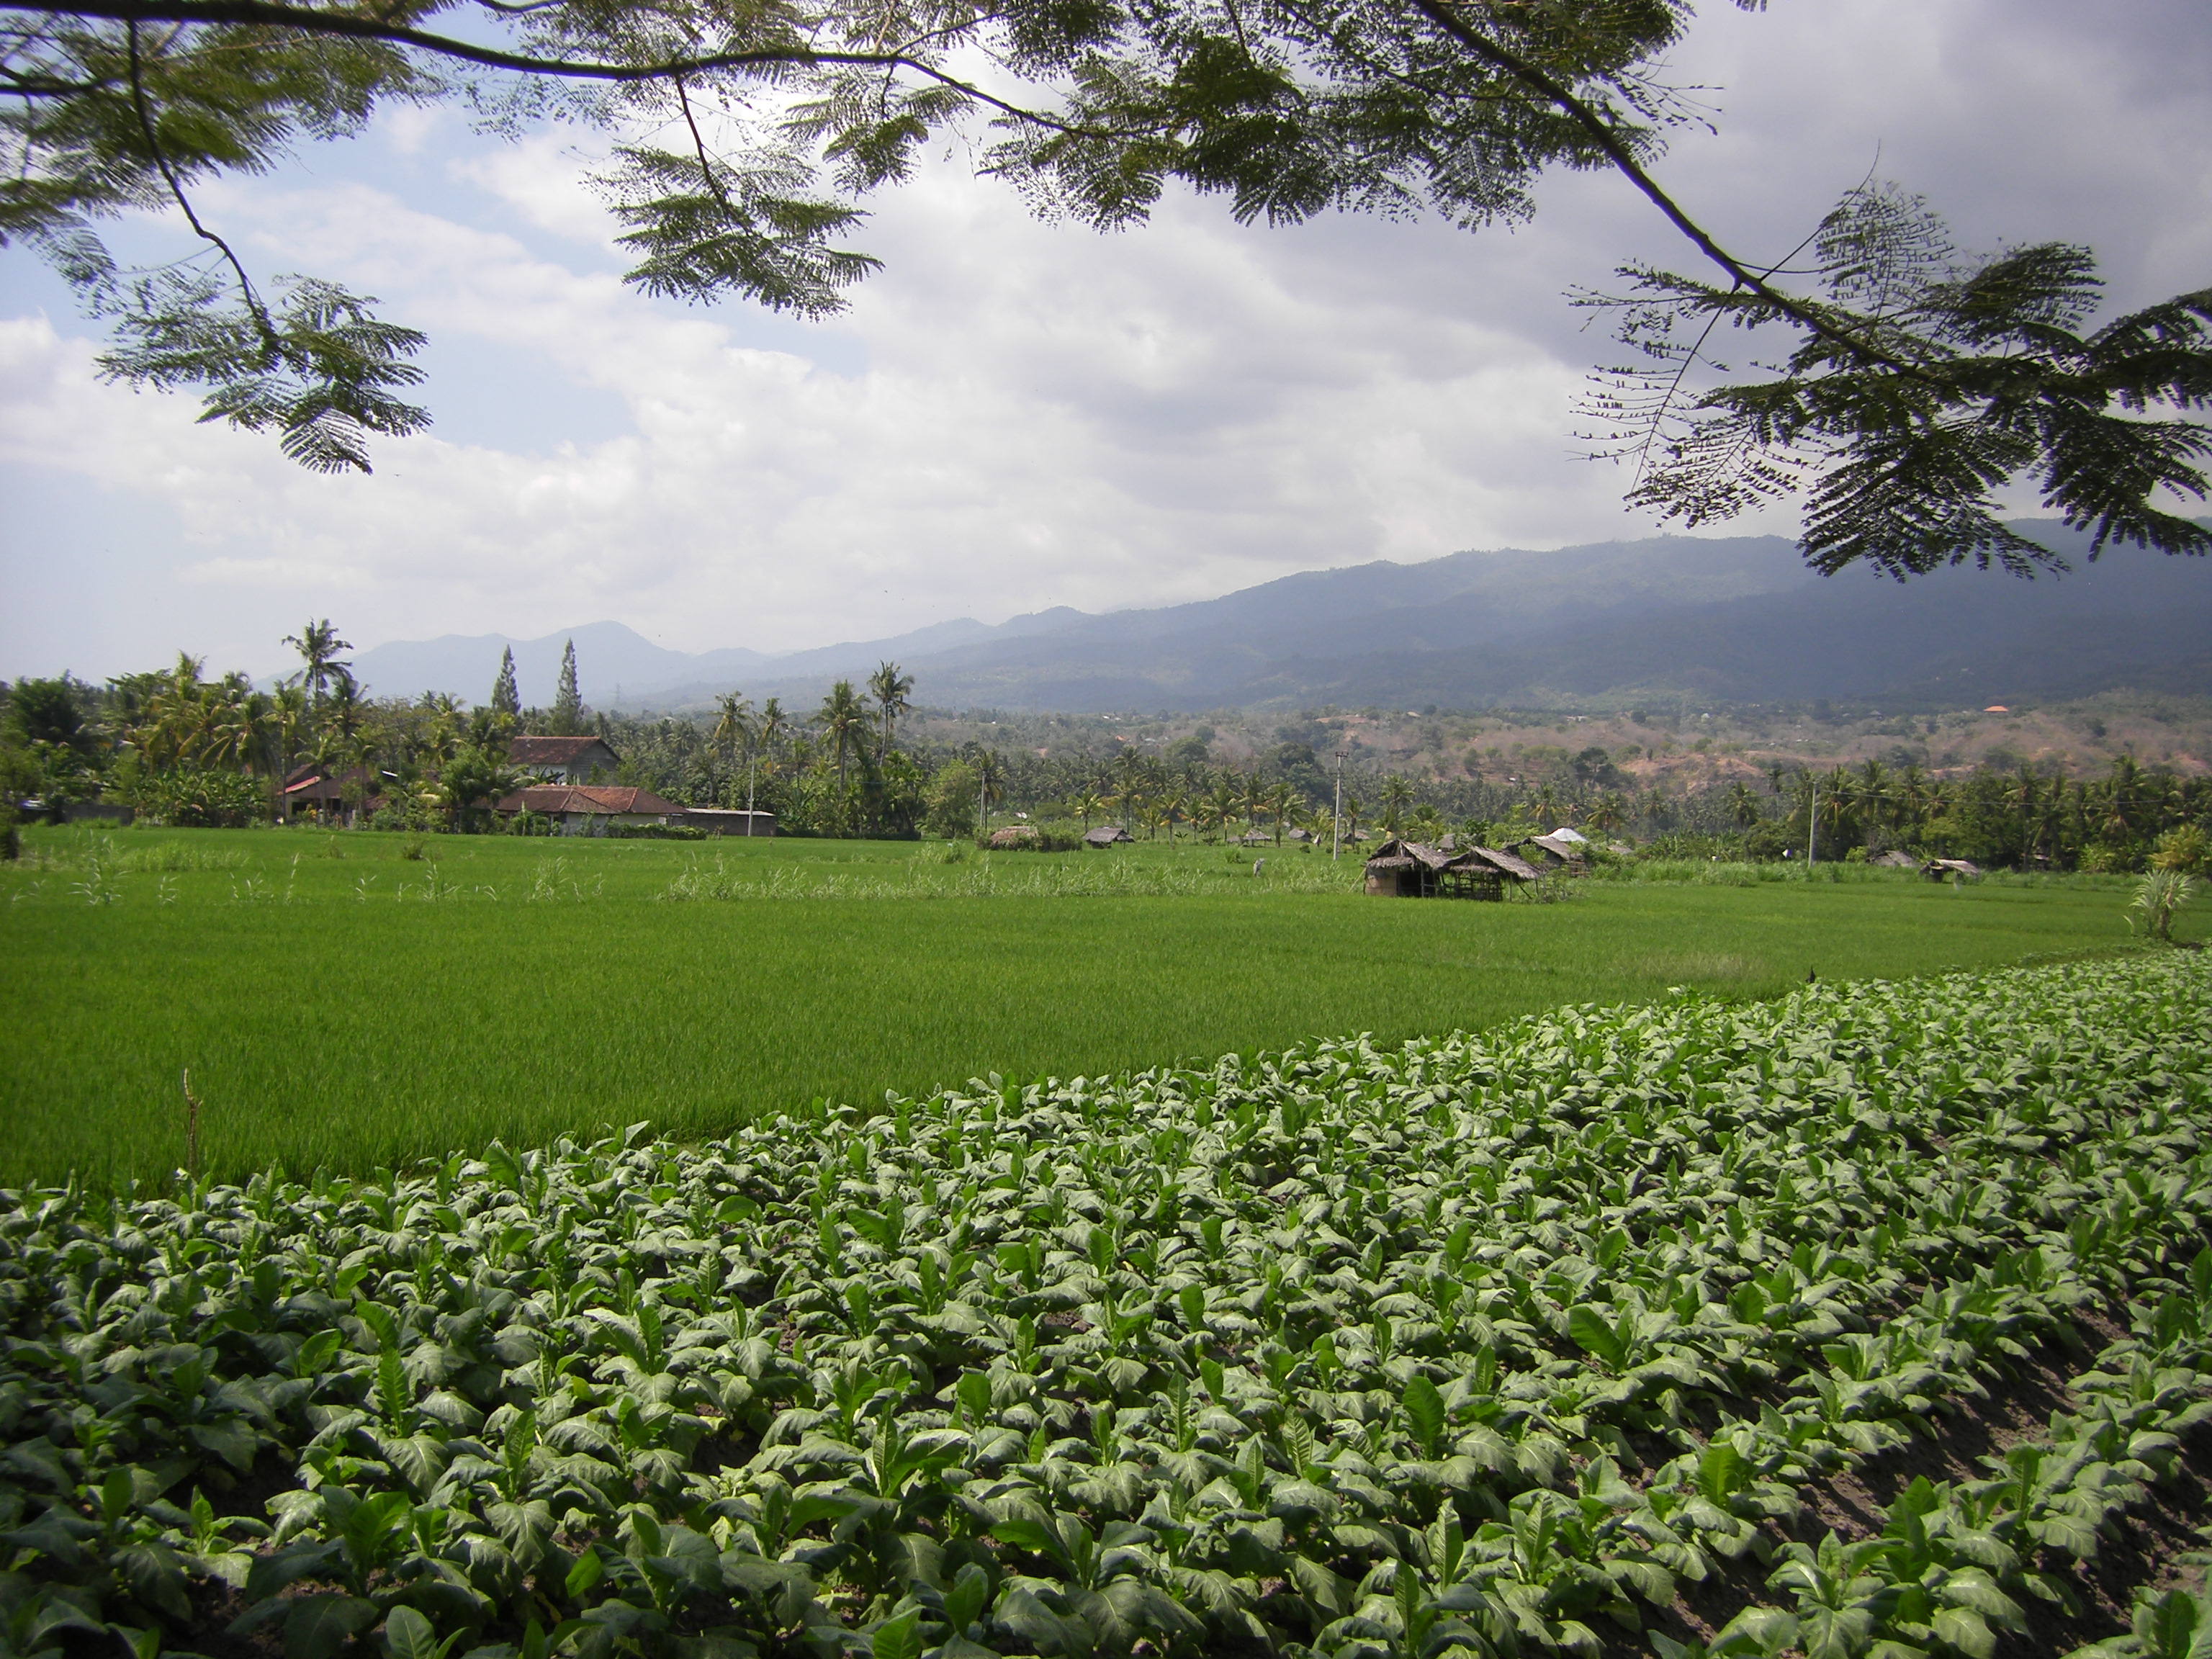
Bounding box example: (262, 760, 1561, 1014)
(348, 521, 2212, 714)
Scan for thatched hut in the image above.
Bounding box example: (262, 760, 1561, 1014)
(1922, 858, 1982, 881)
(989, 824, 1041, 849)
(1082, 824, 1133, 848)
(1364, 838, 1539, 900)
(1514, 832, 1589, 876)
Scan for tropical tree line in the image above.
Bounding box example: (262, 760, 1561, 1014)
(6, 634, 2205, 869)
(1744, 756, 2212, 873)
(0, 624, 528, 833)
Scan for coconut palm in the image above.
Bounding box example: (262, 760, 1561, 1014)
(1379, 773, 1415, 836)
(974, 748, 1004, 830)
(1895, 765, 1933, 835)
(1241, 769, 1269, 836)
(1587, 793, 1629, 835)
(868, 662, 915, 760)
(1069, 788, 1105, 830)
(1338, 791, 1363, 847)
(1159, 789, 1189, 843)
(714, 692, 752, 774)
(1726, 780, 1759, 830)
(817, 680, 868, 798)
(282, 619, 354, 707)
(1206, 778, 1239, 843)
(1110, 747, 1146, 829)
(1266, 781, 1298, 845)
(1856, 758, 1891, 832)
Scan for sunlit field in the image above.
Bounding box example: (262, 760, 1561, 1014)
(0, 824, 2169, 1187)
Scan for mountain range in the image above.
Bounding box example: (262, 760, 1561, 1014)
(346, 519, 2212, 715)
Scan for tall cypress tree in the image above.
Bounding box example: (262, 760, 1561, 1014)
(552, 640, 583, 736)
(490, 647, 520, 716)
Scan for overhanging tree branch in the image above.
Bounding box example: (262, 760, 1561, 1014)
(16, 0, 1079, 132)
(1406, 0, 1918, 379)
(122, 14, 276, 344)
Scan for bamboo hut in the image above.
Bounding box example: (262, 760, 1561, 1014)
(1364, 838, 1540, 900)
(1922, 858, 1982, 881)
(1514, 832, 1589, 876)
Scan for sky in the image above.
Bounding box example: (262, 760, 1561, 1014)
(4, 0, 2210, 685)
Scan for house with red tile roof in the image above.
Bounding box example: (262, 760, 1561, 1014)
(494, 783, 680, 832)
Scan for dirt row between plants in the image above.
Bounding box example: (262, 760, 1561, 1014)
(1622, 1303, 2210, 1659)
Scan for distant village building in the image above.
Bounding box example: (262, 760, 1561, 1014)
(280, 763, 385, 824)
(495, 784, 680, 833)
(508, 736, 621, 783)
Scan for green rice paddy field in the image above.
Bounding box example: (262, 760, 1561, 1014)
(0, 824, 2184, 1187)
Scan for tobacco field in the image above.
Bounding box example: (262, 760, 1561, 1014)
(4, 953, 2211, 1659)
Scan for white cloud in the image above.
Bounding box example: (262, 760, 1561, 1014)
(3, 0, 2208, 681)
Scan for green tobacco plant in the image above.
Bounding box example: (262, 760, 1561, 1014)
(2, 956, 2211, 1659)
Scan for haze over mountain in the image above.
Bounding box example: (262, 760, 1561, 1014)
(348, 521, 2212, 716)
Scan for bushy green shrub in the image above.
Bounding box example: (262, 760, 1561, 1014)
(129, 767, 268, 827)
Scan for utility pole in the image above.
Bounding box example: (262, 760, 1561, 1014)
(1807, 773, 1818, 867)
(1332, 748, 1347, 860)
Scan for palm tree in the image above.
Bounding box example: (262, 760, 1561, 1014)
(817, 680, 868, 799)
(1111, 746, 1146, 830)
(1159, 788, 1187, 844)
(1379, 773, 1415, 836)
(1241, 769, 1269, 837)
(1338, 791, 1364, 846)
(714, 692, 752, 775)
(1192, 792, 1226, 843)
(1820, 768, 1853, 845)
(1069, 788, 1104, 830)
(1586, 793, 1629, 835)
(867, 662, 915, 760)
(756, 698, 787, 762)
(1856, 758, 1891, 832)
(1726, 780, 1759, 830)
(1207, 778, 1239, 843)
(282, 619, 354, 707)
(974, 748, 1004, 830)
(1896, 765, 1933, 836)
(1266, 781, 1298, 845)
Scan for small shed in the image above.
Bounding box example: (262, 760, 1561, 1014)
(1364, 838, 1539, 901)
(1238, 830, 1273, 847)
(1516, 832, 1589, 876)
(1870, 850, 1917, 868)
(673, 808, 776, 837)
(1923, 858, 1982, 881)
(1083, 825, 1133, 848)
(989, 825, 1040, 849)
